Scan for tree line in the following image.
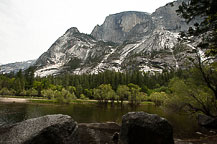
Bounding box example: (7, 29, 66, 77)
(0, 68, 178, 104)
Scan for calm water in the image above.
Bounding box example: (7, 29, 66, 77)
(0, 102, 203, 138)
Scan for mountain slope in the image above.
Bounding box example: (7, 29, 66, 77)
(34, 27, 117, 77)
(0, 60, 36, 74)
(34, 0, 197, 77)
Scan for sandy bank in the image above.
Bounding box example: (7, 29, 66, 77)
(0, 97, 28, 103)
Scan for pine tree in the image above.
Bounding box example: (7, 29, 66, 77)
(177, 0, 217, 56)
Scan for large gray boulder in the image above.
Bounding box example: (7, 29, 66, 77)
(0, 114, 78, 144)
(78, 122, 120, 144)
(120, 112, 174, 144)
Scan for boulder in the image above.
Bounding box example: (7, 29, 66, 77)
(0, 114, 78, 144)
(120, 112, 174, 144)
(198, 114, 217, 129)
(78, 122, 120, 144)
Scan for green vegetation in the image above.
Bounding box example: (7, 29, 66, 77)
(0, 68, 176, 105)
(149, 92, 168, 106)
(117, 85, 130, 106)
(1, 65, 215, 115)
(1, 0, 217, 115)
(171, 0, 217, 118)
(176, 0, 217, 57)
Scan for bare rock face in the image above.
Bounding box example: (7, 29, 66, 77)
(91, 11, 154, 43)
(120, 112, 174, 144)
(151, 0, 190, 32)
(34, 0, 200, 77)
(78, 122, 120, 144)
(0, 114, 78, 144)
(0, 60, 36, 74)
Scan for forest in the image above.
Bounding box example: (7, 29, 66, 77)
(0, 64, 216, 118)
(0, 0, 217, 119)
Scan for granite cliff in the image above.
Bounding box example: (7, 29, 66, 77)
(34, 0, 198, 77)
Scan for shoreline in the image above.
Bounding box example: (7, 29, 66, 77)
(0, 97, 28, 103)
(0, 96, 154, 105)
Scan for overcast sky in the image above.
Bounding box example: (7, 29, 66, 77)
(0, 0, 174, 64)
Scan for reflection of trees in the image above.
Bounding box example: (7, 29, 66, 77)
(0, 103, 28, 125)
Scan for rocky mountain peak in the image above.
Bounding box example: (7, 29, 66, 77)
(91, 1, 193, 44)
(151, 0, 190, 32)
(64, 27, 80, 37)
(34, 0, 198, 77)
(91, 11, 153, 43)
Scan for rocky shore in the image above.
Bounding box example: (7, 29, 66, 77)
(0, 112, 216, 144)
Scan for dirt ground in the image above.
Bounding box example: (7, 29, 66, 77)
(175, 135, 217, 144)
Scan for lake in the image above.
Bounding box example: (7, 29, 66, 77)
(0, 102, 205, 139)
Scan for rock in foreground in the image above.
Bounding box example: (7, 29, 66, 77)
(198, 114, 217, 129)
(0, 114, 78, 144)
(120, 112, 174, 144)
(78, 122, 120, 144)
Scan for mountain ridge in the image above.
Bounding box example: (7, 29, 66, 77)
(2, 0, 197, 77)
(34, 0, 197, 77)
(0, 60, 36, 74)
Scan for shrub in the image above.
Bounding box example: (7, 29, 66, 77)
(55, 89, 76, 104)
(26, 88, 38, 96)
(80, 94, 89, 100)
(149, 92, 168, 106)
(42, 89, 55, 99)
(20, 90, 27, 96)
(165, 77, 217, 117)
(0, 88, 14, 95)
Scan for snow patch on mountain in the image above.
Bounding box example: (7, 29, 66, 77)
(90, 48, 116, 74)
(33, 1, 199, 77)
(34, 63, 63, 77)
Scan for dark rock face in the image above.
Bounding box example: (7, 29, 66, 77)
(120, 112, 174, 144)
(0, 114, 78, 144)
(91, 1, 192, 44)
(78, 122, 120, 144)
(91, 11, 154, 43)
(198, 114, 217, 129)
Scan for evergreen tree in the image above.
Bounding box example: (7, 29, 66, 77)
(24, 67, 35, 89)
(177, 0, 217, 56)
(177, 0, 217, 99)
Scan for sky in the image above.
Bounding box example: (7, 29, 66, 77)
(0, 0, 174, 64)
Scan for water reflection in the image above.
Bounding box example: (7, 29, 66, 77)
(0, 102, 201, 138)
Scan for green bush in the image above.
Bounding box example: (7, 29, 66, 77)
(165, 77, 217, 117)
(20, 90, 27, 96)
(0, 88, 14, 95)
(42, 89, 55, 99)
(80, 94, 89, 100)
(26, 88, 38, 96)
(93, 84, 115, 104)
(149, 92, 168, 106)
(127, 83, 146, 105)
(55, 89, 76, 104)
